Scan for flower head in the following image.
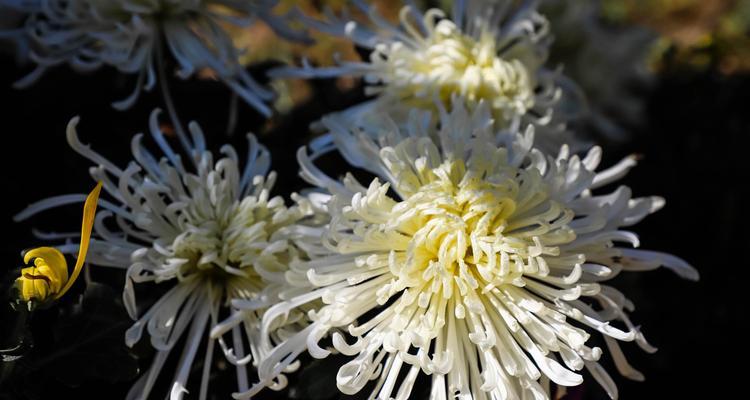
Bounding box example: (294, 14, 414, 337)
(274, 0, 580, 150)
(4, 0, 302, 116)
(15, 110, 322, 399)
(367, 10, 535, 121)
(232, 104, 697, 399)
(13, 182, 101, 310)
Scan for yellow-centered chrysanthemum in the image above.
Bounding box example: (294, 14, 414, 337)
(271, 0, 580, 151)
(220, 104, 697, 400)
(369, 15, 534, 123)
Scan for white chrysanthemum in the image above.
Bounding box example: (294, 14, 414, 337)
(274, 0, 581, 151)
(221, 105, 697, 399)
(3, 0, 301, 116)
(15, 110, 323, 400)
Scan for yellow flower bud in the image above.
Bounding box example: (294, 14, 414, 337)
(14, 182, 102, 310)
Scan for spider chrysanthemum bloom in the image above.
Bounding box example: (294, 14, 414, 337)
(15, 110, 323, 399)
(225, 105, 697, 399)
(2, 0, 301, 116)
(273, 0, 581, 150)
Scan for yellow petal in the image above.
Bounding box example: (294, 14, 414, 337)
(23, 246, 68, 288)
(32, 276, 49, 301)
(54, 182, 102, 300)
(35, 258, 65, 293)
(15, 266, 53, 304)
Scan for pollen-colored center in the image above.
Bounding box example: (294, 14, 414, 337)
(165, 181, 290, 298)
(385, 159, 525, 299)
(358, 155, 576, 312)
(373, 18, 535, 122)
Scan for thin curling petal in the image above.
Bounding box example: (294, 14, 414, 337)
(55, 181, 102, 299)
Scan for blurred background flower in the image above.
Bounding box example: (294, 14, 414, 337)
(0, 0, 306, 117)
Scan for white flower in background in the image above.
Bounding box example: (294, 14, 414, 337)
(222, 104, 698, 399)
(273, 0, 583, 151)
(14, 110, 324, 400)
(2, 0, 303, 117)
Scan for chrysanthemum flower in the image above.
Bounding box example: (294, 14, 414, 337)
(224, 104, 697, 399)
(273, 0, 582, 150)
(3, 0, 302, 117)
(15, 110, 323, 399)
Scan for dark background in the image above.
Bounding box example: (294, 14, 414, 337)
(0, 34, 746, 400)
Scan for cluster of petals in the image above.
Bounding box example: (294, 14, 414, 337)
(218, 103, 698, 400)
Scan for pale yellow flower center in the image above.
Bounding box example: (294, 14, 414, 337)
(399, 160, 517, 283)
(357, 155, 574, 312)
(165, 183, 292, 298)
(374, 18, 535, 122)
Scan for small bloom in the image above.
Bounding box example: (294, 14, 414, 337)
(231, 104, 697, 399)
(15, 110, 322, 399)
(3, 0, 303, 116)
(274, 0, 581, 150)
(14, 182, 101, 310)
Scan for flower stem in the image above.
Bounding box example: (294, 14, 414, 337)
(155, 31, 192, 155)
